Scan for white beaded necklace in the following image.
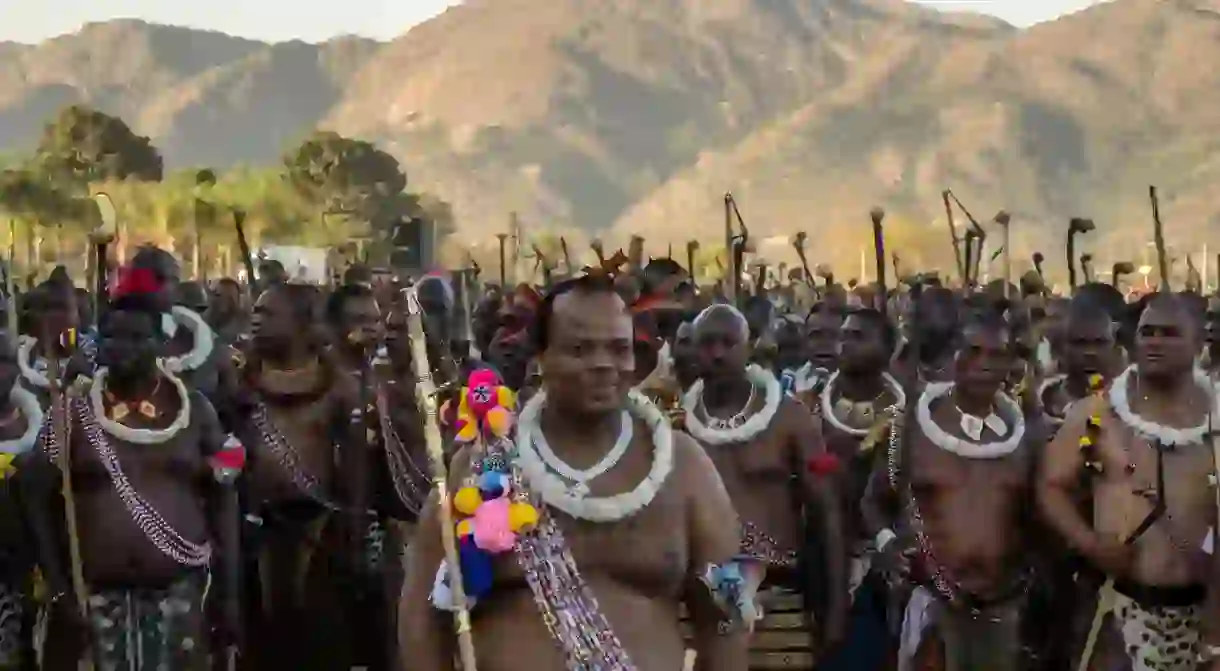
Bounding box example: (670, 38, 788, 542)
(515, 388, 672, 523)
(163, 306, 215, 374)
(1108, 365, 1218, 447)
(16, 336, 49, 389)
(682, 364, 781, 446)
(820, 370, 906, 437)
(0, 386, 44, 454)
(915, 382, 1024, 459)
(89, 361, 192, 444)
(531, 409, 633, 498)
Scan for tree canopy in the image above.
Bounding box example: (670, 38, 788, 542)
(0, 104, 456, 282)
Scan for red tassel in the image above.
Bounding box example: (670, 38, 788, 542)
(807, 452, 840, 476)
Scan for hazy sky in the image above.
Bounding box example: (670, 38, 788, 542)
(0, 0, 1110, 44)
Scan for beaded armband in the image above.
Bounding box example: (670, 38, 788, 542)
(209, 435, 247, 485)
(699, 561, 753, 630)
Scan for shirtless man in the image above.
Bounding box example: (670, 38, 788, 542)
(26, 268, 240, 670)
(897, 287, 960, 384)
(866, 309, 1037, 671)
(1039, 293, 1220, 670)
(818, 309, 904, 594)
(802, 305, 842, 396)
(235, 282, 365, 669)
(400, 273, 743, 671)
(207, 278, 249, 347)
(683, 304, 847, 645)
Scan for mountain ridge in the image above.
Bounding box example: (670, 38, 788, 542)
(0, 0, 1216, 271)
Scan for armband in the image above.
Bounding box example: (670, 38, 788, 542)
(209, 435, 247, 484)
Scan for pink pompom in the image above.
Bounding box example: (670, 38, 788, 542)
(465, 369, 503, 417)
(471, 497, 517, 553)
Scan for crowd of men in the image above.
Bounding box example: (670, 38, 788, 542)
(0, 242, 1216, 671)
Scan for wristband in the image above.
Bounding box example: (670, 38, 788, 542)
(875, 528, 897, 551)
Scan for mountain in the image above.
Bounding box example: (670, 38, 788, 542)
(1, 0, 1218, 273)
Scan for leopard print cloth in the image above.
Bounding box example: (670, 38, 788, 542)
(0, 580, 22, 667)
(1113, 593, 1200, 671)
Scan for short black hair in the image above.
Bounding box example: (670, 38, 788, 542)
(326, 283, 376, 329)
(1137, 291, 1201, 335)
(960, 306, 1012, 343)
(845, 307, 898, 355)
(264, 282, 321, 329)
(1066, 294, 1116, 332)
(533, 273, 621, 352)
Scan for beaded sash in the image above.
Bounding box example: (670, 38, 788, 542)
(42, 397, 212, 567)
(476, 447, 638, 671)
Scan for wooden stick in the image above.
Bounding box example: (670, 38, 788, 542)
(47, 351, 93, 671)
(1150, 186, 1169, 290)
(495, 233, 507, 287)
(723, 193, 736, 305)
(403, 288, 478, 671)
(942, 190, 964, 284)
(995, 211, 1011, 299)
(870, 207, 887, 317)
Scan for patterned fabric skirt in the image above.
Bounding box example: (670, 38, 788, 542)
(0, 580, 23, 669)
(86, 572, 209, 671)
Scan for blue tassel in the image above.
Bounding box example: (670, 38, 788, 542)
(459, 536, 494, 598)
(478, 471, 505, 499)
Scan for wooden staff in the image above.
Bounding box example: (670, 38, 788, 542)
(869, 207, 888, 317)
(1111, 261, 1134, 288)
(495, 233, 507, 287)
(963, 231, 976, 288)
(233, 209, 257, 298)
(90, 194, 118, 324)
(723, 193, 735, 304)
(891, 253, 901, 287)
(4, 219, 15, 338)
(1032, 252, 1045, 283)
(942, 190, 965, 284)
(559, 237, 572, 276)
(725, 194, 750, 306)
(403, 286, 478, 671)
(1081, 254, 1095, 284)
(1150, 185, 1169, 290)
(47, 346, 93, 671)
(791, 232, 814, 289)
(685, 240, 698, 284)
(995, 211, 1011, 299)
(1067, 218, 1095, 290)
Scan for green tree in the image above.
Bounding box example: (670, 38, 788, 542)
(36, 105, 163, 184)
(282, 131, 406, 220)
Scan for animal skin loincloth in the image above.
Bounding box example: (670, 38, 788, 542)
(1081, 590, 1202, 671)
(0, 580, 23, 669)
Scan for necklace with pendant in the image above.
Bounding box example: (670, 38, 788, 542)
(105, 377, 164, 421)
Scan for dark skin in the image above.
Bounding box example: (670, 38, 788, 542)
(1041, 312, 1119, 422)
(805, 309, 841, 372)
(1039, 299, 1220, 668)
(24, 307, 240, 663)
(692, 309, 847, 648)
(671, 322, 699, 390)
(821, 314, 899, 545)
(400, 287, 741, 671)
(1206, 296, 1220, 373)
(866, 323, 1037, 599)
(239, 285, 367, 667)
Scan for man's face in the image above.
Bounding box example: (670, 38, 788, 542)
(1064, 317, 1114, 376)
(540, 290, 634, 414)
(694, 312, 749, 383)
(251, 289, 294, 346)
(953, 325, 1013, 394)
(1135, 302, 1198, 377)
(342, 294, 384, 348)
(672, 322, 698, 386)
(99, 310, 160, 378)
(840, 315, 885, 374)
(805, 311, 841, 370)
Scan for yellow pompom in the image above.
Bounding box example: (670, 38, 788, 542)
(485, 407, 513, 438)
(455, 421, 478, 442)
(496, 386, 517, 410)
(1089, 415, 1102, 426)
(456, 519, 474, 537)
(1078, 436, 1093, 448)
(1088, 374, 1103, 389)
(508, 502, 540, 532)
(453, 487, 483, 516)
